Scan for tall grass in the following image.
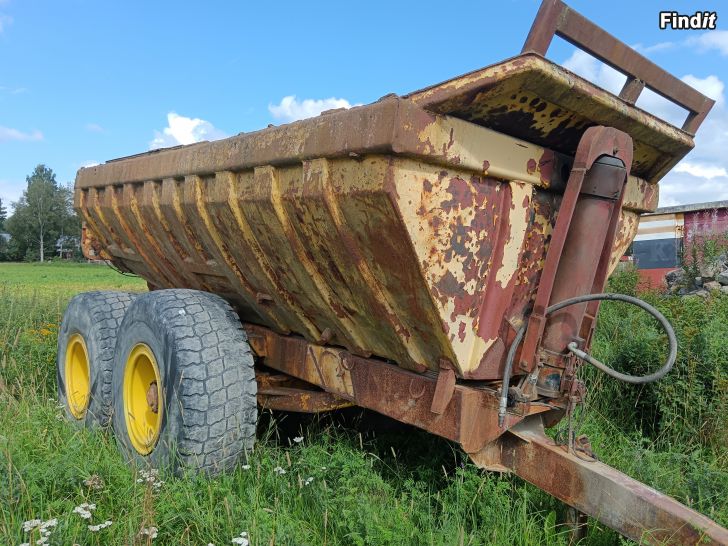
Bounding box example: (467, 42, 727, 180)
(0, 263, 726, 545)
(589, 267, 728, 453)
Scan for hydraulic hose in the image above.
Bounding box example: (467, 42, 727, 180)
(498, 293, 678, 427)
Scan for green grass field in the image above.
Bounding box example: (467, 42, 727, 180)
(0, 263, 726, 545)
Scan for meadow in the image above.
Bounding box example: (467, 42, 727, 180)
(0, 262, 726, 545)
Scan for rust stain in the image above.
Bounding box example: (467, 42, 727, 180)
(76, 62, 672, 380)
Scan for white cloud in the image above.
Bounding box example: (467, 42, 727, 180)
(656, 170, 728, 206)
(661, 104, 728, 205)
(563, 49, 627, 95)
(635, 32, 728, 58)
(673, 162, 727, 179)
(150, 112, 227, 149)
(0, 86, 27, 95)
(681, 74, 725, 106)
(85, 123, 104, 133)
(686, 30, 728, 56)
(0, 14, 11, 33)
(268, 95, 359, 123)
(634, 42, 675, 54)
(0, 126, 43, 142)
(632, 75, 722, 128)
(0, 179, 24, 211)
(79, 160, 100, 169)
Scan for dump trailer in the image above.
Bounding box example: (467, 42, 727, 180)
(57, 0, 727, 543)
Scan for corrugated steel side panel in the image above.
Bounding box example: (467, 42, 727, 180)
(76, 99, 657, 378)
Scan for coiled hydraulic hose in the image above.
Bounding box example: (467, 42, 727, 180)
(498, 293, 678, 427)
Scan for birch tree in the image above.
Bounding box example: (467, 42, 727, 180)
(5, 165, 76, 262)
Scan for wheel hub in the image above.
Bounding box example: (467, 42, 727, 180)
(146, 381, 159, 414)
(65, 333, 90, 419)
(123, 343, 163, 455)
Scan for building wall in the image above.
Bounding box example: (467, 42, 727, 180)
(632, 212, 683, 273)
(629, 205, 728, 288)
(683, 208, 728, 260)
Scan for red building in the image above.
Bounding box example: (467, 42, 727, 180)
(631, 201, 728, 288)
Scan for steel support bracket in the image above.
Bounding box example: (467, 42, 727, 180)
(431, 362, 457, 415)
(519, 126, 633, 372)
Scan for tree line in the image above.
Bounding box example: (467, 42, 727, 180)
(0, 164, 82, 262)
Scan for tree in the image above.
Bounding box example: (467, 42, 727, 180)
(5, 165, 80, 262)
(0, 197, 6, 231)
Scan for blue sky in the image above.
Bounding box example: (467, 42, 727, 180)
(1, 0, 726, 209)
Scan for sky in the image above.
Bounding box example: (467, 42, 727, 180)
(0, 0, 726, 210)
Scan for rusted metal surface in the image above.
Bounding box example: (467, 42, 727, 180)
(430, 362, 457, 415)
(519, 127, 633, 374)
(75, 106, 656, 380)
(521, 0, 715, 134)
(471, 416, 728, 545)
(406, 54, 695, 184)
(256, 372, 353, 413)
(80, 223, 112, 262)
(246, 324, 553, 453)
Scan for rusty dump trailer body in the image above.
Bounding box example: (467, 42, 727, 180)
(74, 1, 727, 543)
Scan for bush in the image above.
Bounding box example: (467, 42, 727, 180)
(588, 268, 728, 452)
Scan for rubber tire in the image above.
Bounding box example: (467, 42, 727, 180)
(57, 291, 137, 427)
(111, 289, 257, 474)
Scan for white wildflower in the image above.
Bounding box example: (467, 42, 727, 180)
(23, 520, 42, 532)
(304, 476, 314, 486)
(140, 526, 159, 539)
(88, 520, 113, 532)
(231, 531, 249, 545)
(23, 517, 57, 531)
(273, 466, 286, 475)
(241, 464, 251, 470)
(292, 436, 303, 444)
(137, 468, 163, 489)
(22, 518, 57, 545)
(73, 502, 97, 519)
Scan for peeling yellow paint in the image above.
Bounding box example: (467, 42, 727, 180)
(414, 115, 549, 186)
(496, 182, 532, 286)
(608, 210, 640, 274)
(77, 97, 662, 381)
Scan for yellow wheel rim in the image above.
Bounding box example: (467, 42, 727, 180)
(65, 333, 90, 419)
(123, 343, 163, 455)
